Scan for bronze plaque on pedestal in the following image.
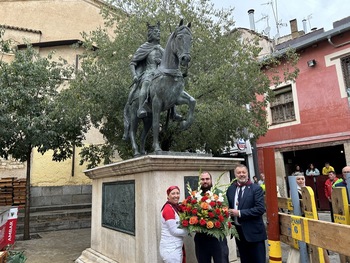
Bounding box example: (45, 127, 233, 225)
(102, 180, 135, 235)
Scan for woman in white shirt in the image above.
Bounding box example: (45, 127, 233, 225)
(159, 186, 188, 263)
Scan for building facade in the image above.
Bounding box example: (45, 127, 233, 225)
(257, 16, 350, 199)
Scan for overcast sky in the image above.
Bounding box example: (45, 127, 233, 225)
(211, 0, 349, 39)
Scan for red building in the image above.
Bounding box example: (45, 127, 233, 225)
(257, 16, 350, 202)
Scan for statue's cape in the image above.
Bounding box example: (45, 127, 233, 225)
(130, 42, 163, 76)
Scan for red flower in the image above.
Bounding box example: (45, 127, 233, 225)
(199, 219, 207, 226)
(217, 201, 222, 206)
(182, 220, 189, 227)
(179, 204, 186, 212)
(191, 209, 198, 215)
(187, 196, 192, 201)
(191, 199, 197, 204)
(224, 211, 229, 217)
(209, 201, 216, 207)
(201, 195, 209, 202)
(214, 221, 221, 228)
(208, 212, 215, 218)
(218, 215, 224, 222)
(215, 208, 221, 215)
(228, 221, 232, 228)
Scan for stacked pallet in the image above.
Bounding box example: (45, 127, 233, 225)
(13, 179, 26, 205)
(0, 178, 15, 206)
(0, 177, 26, 206)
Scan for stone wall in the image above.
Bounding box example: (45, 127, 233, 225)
(30, 185, 92, 207)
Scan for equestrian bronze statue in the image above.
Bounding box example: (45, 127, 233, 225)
(123, 19, 196, 156)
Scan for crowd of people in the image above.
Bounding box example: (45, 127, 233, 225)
(291, 162, 334, 177)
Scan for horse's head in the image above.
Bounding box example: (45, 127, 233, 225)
(172, 19, 193, 67)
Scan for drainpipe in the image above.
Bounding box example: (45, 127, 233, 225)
(71, 145, 75, 177)
(327, 35, 350, 48)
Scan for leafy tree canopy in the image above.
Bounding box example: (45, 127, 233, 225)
(0, 32, 91, 240)
(0, 37, 89, 162)
(71, 0, 299, 166)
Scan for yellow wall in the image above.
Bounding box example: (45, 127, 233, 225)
(0, 0, 118, 186)
(31, 148, 92, 186)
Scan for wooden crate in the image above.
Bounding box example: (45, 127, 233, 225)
(0, 251, 7, 263)
(0, 177, 26, 206)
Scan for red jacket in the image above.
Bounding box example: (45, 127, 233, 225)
(324, 177, 340, 199)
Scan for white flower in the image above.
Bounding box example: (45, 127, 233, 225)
(195, 190, 202, 200)
(218, 193, 224, 202)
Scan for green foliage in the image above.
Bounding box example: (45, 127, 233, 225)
(70, 0, 299, 165)
(6, 250, 27, 263)
(79, 144, 115, 169)
(0, 42, 89, 162)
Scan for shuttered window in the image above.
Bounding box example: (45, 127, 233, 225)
(270, 85, 296, 125)
(341, 55, 350, 96)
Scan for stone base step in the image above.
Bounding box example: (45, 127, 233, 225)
(15, 204, 91, 237)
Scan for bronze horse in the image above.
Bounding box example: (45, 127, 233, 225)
(123, 20, 196, 156)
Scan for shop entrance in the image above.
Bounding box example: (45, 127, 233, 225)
(282, 144, 346, 210)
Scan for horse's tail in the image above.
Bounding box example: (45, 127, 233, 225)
(122, 103, 130, 141)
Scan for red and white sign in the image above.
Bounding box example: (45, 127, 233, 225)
(5, 207, 18, 245)
(0, 208, 9, 250)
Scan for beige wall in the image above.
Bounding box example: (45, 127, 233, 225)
(2, 27, 41, 46)
(0, 0, 109, 42)
(238, 28, 273, 58)
(0, 0, 113, 186)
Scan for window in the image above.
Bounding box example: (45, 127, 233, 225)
(270, 85, 295, 125)
(341, 55, 350, 97)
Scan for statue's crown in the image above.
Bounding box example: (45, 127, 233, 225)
(147, 21, 160, 33)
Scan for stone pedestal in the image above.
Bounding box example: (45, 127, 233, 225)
(76, 155, 241, 263)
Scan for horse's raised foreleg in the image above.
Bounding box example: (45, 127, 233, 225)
(177, 91, 196, 130)
(152, 99, 162, 152)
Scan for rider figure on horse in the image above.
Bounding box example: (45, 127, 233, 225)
(128, 22, 163, 118)
(128, 22, 182, 120)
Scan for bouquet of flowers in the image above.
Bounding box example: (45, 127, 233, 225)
(179, 173, 238, 240)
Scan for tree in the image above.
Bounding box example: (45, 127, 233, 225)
(71, 0, 299, 165)
(0, 36, 89, 239)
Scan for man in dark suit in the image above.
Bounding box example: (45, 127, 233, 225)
(226, 164, 267, 263)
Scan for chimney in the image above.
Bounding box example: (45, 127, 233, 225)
(302, 18, 307, 33)
(290, 19, 299, 39)
(248, 9, 255, 31)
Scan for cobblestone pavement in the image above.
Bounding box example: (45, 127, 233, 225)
(12, 228, 90, 263)
(10, 212, 341, 263)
